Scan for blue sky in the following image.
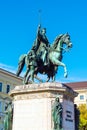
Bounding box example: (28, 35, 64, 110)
(0, 0, 87, 83)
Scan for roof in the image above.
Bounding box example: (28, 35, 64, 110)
(65, 81, 87, 90)
(0, 68, 23, 80)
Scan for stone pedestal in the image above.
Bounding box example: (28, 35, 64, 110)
(9, 82, 77, 130)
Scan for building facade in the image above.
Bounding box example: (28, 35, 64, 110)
(0, 68, 22, 130)
(65, 82, 87, 106)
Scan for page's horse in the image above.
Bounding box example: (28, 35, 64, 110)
(16, 33, 72, 84)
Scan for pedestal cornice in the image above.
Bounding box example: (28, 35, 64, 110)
(9, 82, 78, 101)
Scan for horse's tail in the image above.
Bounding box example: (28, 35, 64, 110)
(16, 54, 26, 76)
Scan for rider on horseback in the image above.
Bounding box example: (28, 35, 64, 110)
(32, 24, 50, 66)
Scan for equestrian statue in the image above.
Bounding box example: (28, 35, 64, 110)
(16, 24, 72, 84)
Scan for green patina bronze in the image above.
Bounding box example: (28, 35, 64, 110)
(32, 24, 50, 66)
(16, 24, 72, 84)
(52, 96, 63, 130)
(4, 102, 13, 130)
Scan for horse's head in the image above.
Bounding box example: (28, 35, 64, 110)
(52, 33, 72, 51)
(61, 33, 72, 49)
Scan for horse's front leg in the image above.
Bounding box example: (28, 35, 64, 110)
(55, 60, 68, 78)
(63, 64, 68, 78)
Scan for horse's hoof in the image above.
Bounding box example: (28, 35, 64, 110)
(64, 73, 68, 78)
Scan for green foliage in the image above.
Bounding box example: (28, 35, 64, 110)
(79, 104, 87, 130)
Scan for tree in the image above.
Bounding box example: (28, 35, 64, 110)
(78, 104, 87, 130)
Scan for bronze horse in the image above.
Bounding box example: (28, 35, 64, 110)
(16, 33, 72, 84)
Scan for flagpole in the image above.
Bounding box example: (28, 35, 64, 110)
(38, 9, 42, 26)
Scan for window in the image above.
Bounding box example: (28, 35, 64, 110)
(6, 85, 10, 93)
(80, 95, 84, 100)
(0, 83, 2, 92)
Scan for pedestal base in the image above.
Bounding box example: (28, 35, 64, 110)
(10, 82, 77, 130)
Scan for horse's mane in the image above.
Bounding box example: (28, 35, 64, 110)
(51, 34, 64, 49)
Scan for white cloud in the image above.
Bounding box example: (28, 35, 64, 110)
(0, 63, 17, 73)
(0, 63, 25, 76)
(0, 63, 29, 78)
